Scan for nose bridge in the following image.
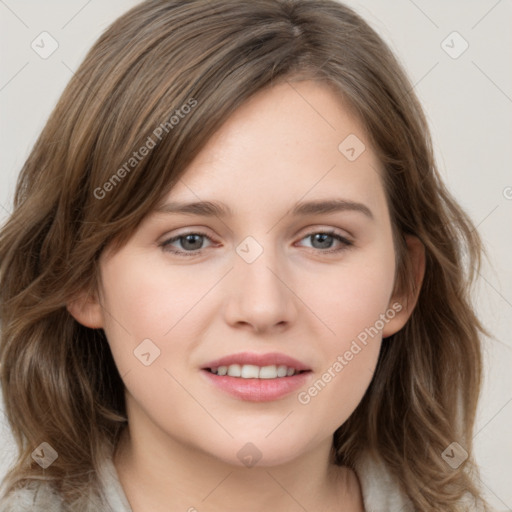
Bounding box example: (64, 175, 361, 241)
(236, 235, 285, 300)
(225, 234, 296, 330)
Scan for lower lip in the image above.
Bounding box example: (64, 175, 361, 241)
(201, 370, 311, 402)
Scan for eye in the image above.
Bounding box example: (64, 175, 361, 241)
(160, 231, 215, 256)
(160, 229, 353, 257)
(297, 230, 353, 253)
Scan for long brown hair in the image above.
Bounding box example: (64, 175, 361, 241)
(0, 0, 489, 509)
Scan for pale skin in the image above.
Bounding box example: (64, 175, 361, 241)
(68, 80, 425, 512)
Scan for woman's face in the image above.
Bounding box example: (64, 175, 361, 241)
(79, 80, 409, 467)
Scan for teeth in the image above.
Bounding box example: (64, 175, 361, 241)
(210, 364, 301, 378)
(227, 364, 241, 377)
(241, 364, 260, 378)
(259, 365, 278, 379)
(277, 365, 288, 377)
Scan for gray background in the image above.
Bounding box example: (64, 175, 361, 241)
(0, 1, 511, 510)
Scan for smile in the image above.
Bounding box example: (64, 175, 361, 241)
(207, 364, 307, 379)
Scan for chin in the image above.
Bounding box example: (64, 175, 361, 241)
(208, 436, 314, 469)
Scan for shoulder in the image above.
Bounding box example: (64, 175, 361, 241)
(353, 451, 415, 512)
(0, 447, 131, 512)
(0, 463, 127, 512)
(0, 480, 64, 512)
(352, 451, 491, 512)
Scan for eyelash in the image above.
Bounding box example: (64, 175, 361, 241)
(159, 230, 353, 257)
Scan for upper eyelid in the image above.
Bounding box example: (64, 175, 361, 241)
(162, 223, 353, 239)
(161, 228, 353, 251)
(162, 226, 351, 241)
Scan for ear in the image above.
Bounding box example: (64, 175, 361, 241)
(382, 235, 426, 338)
(66, 288, 104, 329)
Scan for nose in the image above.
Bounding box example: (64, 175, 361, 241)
(223, 242, 298, 334)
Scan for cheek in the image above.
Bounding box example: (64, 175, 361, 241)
(293, 247, 395, 426)
(94, 255, 170, 376)
(296, 292, 387, 436)
(97, 254, 203, 375)
(296, 341, 381, 440)
(307, 248, 396, 345)
(97, 260, 205, 430)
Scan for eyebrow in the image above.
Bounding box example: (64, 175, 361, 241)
(155, 198, 374, 219)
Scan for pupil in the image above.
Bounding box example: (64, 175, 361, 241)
(183, 234, 202, 250)
(313, 233, 333, 249)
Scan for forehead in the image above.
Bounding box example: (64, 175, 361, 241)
(157, 80, 386, 218)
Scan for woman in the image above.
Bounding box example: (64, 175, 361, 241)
(0, 1, 491, 510)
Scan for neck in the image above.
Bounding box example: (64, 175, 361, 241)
(113, 415, 363, 512)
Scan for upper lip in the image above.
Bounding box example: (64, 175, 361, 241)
(201, 352, 311, 371)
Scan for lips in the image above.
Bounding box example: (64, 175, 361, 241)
(201, 352, 311, 372)
(201, 352, 312, 402)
